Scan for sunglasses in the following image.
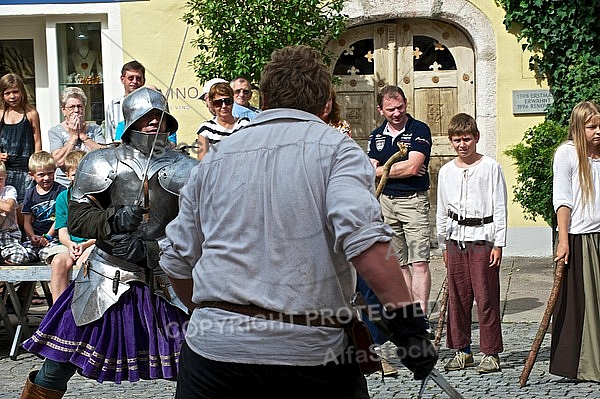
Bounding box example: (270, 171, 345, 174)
(234, 89, 251, 95)
(212, 97, 234, 107)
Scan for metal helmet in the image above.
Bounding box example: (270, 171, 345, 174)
(121, 87, 178, 141)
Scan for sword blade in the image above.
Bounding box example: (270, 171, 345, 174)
(417, 374, 430, 398)
(428, 369, 465, 399)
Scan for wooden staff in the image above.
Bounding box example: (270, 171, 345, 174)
(375, 143, 408, 198)
(519, 259, 566, 387)
(434, 276, 449, 348)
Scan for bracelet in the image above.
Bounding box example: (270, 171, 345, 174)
(42, 233, 53, 241)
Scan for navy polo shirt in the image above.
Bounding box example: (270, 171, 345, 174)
(367, 115, 432, 196)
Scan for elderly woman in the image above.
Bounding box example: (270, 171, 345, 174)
(196, 82, 249, 160)
(49, 86, 105, 186)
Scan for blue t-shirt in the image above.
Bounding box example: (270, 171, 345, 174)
(22, 181, 66, 235)
(114, 120, 126, 141)
(54, 188, 86, 244)
(232, 102, 259, 120)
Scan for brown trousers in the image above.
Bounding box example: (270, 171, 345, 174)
(445, 240, 503, 354)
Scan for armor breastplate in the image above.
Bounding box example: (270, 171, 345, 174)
(73, 145, 197, 240)
(111, 148, 179, 240)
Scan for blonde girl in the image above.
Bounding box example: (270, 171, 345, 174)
(551, 100, 600, 382)
(0, 73, 42, 203)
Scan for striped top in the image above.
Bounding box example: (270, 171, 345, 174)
(197, 117, 250, 144)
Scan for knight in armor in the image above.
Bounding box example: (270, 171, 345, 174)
(19, 87, 198, 398)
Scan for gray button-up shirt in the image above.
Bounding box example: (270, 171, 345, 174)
(161, 108, 392, 365)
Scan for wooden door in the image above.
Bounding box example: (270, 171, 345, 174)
(328, 19, 475, 244)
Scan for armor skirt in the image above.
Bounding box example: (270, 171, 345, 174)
(22, 281, 189, 383)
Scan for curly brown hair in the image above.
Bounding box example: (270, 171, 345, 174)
(260, 45, 331, 115)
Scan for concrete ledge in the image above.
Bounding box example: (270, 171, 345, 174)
(0, 264, 80, 282)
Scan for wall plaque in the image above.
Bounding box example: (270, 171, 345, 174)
(512, 89, 553, 114)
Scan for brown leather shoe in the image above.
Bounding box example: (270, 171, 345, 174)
(20, 371, 65, 399)
(381, 358, 399, 377)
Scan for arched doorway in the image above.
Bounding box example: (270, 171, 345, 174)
(328, 18, 476, 243)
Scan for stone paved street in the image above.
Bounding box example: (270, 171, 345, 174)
(2, 256, 599, 398)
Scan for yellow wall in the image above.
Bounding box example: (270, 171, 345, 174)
(476, 0, 549, 228)
(120, 0, 210, 149)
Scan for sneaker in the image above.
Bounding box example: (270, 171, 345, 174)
(477, 354, 501, 374)
(444, 351, 474, 371)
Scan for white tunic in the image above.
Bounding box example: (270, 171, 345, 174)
(553, 142, 600, 234)
(436, 155, 508, 250)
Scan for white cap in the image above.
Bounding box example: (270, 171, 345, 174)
(200, 78, 228, 100)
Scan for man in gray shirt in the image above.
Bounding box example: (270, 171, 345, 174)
(161, 45, 437, 398)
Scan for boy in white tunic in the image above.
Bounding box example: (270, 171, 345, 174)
(436, 113, 507, 374)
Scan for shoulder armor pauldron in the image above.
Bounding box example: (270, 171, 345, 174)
(158, 152, 199, 195)
(71, 148, 119, 201)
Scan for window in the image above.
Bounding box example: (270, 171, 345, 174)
(413, 36, 456, 72)
(0, 39, 36, 106)
(333, 39, 375, 76)
(56, 22, 104, 124)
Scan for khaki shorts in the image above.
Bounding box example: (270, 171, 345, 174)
(44, 244, 69, 264)
(45, 244, 95, 265)
(380, 191, 430, 265)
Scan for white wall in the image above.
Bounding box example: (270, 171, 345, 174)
(0, 3, 122, 150)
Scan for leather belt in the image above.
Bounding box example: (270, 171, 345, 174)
(448, 210, 493, 227)
(198, 301, 348, 328)
(385, 191, 417, 199)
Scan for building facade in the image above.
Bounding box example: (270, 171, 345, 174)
(0, 0, 552, 256)
(330, 0, 553, 256)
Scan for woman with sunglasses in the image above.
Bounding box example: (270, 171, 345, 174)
(49, 86, 105, 187)
(196, 82, 249, 160)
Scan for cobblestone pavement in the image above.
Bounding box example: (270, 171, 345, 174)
(2, 257, 599, 398)
(3, 323, 598, 398)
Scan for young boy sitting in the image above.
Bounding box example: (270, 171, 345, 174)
(21, 151, 66, 263)
(435, 113, 508, 374)
(45, 151, 95, 302)
(0, 161, 33, 265)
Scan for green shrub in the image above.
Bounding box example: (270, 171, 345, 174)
(504, 121, 567, 227)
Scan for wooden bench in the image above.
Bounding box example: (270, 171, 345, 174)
(0, 263, 79, 360)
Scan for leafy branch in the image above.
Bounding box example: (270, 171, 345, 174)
(183, 0, 348, 85)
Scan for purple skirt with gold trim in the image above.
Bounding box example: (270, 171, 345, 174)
(22, 282, 188, 383)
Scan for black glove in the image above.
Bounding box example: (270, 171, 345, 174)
(384, 303, 438, 380)
(111, 205, 145, 233)
(111, 233, 146, 263)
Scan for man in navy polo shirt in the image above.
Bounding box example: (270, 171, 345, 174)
(368, 85, 432, 314)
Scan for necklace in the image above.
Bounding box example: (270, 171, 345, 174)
(77, 45, 91, 60)
(75, 45, 92, 70)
